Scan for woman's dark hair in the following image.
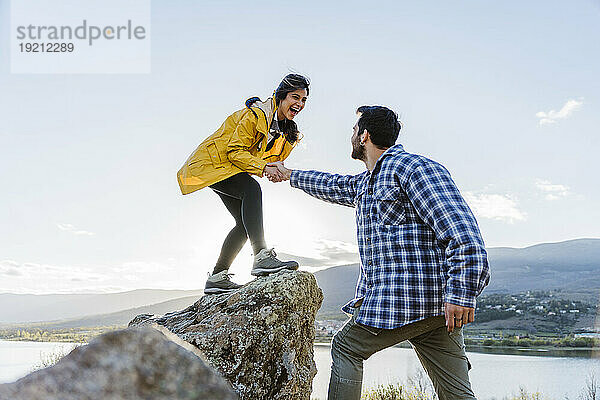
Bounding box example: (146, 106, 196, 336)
(356, 105, 401, 149)
(274, 74, 310, 143)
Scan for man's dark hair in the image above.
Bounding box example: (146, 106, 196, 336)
(356, 106, 401, 149)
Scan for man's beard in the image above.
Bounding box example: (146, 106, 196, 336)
(351, 135, 366, 161)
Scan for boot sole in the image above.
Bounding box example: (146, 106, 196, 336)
(251, 264, 299, 277)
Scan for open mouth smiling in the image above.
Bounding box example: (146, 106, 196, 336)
(289, 105, 301, 117)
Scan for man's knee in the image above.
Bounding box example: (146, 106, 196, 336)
(331, 328, 365, 364)
(329, 329, 365, 391)
(331, 329, 356, 362)
(331, 330, 345, 360)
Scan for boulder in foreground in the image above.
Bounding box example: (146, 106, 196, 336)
(0, 326, 238, 400)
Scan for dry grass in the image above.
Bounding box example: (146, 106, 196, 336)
(31, 344, 79, 371)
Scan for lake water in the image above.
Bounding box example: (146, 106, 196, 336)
(313, 344, 600, 400)
(1, 340, 599, 399)
(0, 340, 79, 383)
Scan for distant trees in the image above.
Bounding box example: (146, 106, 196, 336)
(0, 325, 122, 343)
(476, 309, 516, 322)
(478, 335, 598, 348)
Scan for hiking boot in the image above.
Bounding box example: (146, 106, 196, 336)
(204, 270, 243, 294)
(251, 248, 299, 276)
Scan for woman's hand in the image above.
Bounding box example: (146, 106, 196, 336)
(264, 164, 286, 182)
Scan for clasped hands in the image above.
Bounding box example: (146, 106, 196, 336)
(263, 161, 292, 183)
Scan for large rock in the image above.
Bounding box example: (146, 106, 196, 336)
(0, 326, 238, 400)
(129, 270, 323, 400)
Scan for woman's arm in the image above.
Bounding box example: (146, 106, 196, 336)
(226, 111, 269, 176)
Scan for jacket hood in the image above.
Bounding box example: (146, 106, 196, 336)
(245, 95, 277, 134)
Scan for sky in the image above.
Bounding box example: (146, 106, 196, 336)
(1, 0, 599, 294)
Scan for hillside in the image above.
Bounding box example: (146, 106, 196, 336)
(313, 238, 600, 317)
(0, 289, 204, 323)
(0, 295, 200, 330)
(486, 239, 600, 293)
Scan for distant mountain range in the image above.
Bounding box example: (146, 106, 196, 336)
(1, 239, 598, 326)
(0, 289, 204, 324)
(485, 239, 600, 292)
(4, 295, 202, 330)
(313, 238, 600, 316)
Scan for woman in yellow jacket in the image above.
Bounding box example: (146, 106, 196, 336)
(177, 74, 309, 294)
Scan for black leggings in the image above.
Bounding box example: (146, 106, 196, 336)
(209, 172, 266, 274)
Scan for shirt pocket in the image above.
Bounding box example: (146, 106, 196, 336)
(373, 185, 406, 226)
(354, 184, 368, 221)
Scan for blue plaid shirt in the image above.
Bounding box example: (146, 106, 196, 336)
(290, 144, 490, 329)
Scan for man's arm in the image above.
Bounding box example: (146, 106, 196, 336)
(405, 161, 491, 330)
(286, 168, 367, 208)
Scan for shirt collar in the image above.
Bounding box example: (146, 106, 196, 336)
(377, 143, 404, 164)
(369, 143, 405, 176)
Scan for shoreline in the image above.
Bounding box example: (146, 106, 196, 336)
(4, 338, 599, 358)
(315, 340, 600, 356)
(0, 337, 87, 344)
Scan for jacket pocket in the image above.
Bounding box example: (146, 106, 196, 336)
(206, 142, 224, 169)
(374, 185, 406, 226)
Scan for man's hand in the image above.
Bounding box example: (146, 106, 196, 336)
(444, 302, 475, 333)
(267, 161, 292, 181)
(263, 164, 285, 182)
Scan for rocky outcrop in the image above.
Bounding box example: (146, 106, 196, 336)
(129, 270, 323, 400)
(0, 326, 237, 400)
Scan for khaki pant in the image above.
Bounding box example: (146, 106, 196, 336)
(328, 305, 475, 400)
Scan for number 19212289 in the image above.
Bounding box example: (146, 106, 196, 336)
(19, 43, 74, 52)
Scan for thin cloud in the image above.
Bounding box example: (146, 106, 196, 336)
(0, 259, 113, 294)
(535, 179, 570, 200)
(1, 260, 19, 268)
(4, 269, 22, 276)
(536, 99, 583, 126)
(56, 223, 95, 236)
(464, 192, 526, 223)
(0, 260, 23, 277)
(0, 258, 187, 294)
(280, 239, 359, 269)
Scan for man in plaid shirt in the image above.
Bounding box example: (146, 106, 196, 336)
(269, 106, 490, 400)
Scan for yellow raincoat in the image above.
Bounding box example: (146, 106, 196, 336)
(177, 97, 301, 195)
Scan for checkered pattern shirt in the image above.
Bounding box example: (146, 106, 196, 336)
(290, 144, 490, 329)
